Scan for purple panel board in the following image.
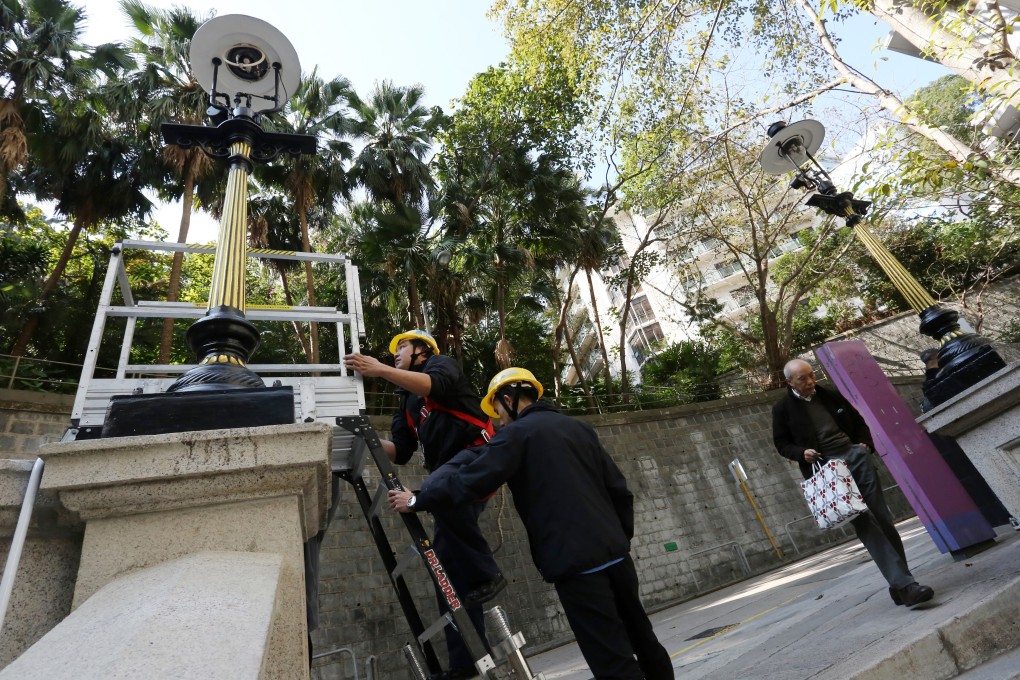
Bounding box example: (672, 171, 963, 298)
(816, 340, 995, 553)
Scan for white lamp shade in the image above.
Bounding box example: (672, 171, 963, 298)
(190, 14, 301, 102)
(759, 119, 826, 175)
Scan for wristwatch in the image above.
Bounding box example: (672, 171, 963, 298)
(406, 494, 417, 509)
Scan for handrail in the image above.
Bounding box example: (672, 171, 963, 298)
(0, 457, 44, 633)
(311, 646, 359, 679)
(689, 540, 752, 577)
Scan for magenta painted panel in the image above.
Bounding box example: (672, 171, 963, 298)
(815, 340, 994, 553)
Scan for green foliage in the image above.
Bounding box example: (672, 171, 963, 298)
(639, 341, 726, 403)
(460, 310, 557, 396)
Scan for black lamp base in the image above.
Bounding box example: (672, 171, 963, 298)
(923, 346, 1005, 409)
(101, 386, 295, 438)
(919, 305, 1007, 409)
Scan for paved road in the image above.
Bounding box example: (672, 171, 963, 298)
(527, 518, 1020, 679)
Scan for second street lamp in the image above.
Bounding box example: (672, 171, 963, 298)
(759, 119, 1005, 408)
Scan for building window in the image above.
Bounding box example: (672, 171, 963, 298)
(732, 285, 755, 307)
(630, 322, 664, 366)
(715, 259, 742, 278)
(629, 295, 655, 326)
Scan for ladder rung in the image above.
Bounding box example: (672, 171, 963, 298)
(391, 544, 420, 582)
(418, 612, 454, 645)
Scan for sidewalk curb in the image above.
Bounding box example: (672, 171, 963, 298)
(850, 574, 1020, 680)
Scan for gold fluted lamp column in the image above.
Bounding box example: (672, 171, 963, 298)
(760, 120, 1004, 408)
(166, 135, 265, 392)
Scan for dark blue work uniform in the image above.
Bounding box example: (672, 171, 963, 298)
(390, 354, 499, 673)
(415, 402, 673, 680)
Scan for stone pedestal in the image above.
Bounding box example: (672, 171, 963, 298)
(3, 422, 332, 679)
(0, 460, 82, 668)
(920, 363, 1020, 521)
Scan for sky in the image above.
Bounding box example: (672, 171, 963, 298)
(76, 1, 950, 242)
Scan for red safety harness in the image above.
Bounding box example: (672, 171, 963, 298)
(404, 397, 495, 447)
(405, 397, 499, 501)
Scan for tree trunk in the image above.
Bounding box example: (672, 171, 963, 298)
(298, 207, 320, 364)
(870, 0, 1020, 108)
(408, 271, 424, 328)
(158, 166, 196, 364)
(563, 324, 597, 412)
(758, 307, 786, 390)
(585, 268, 614, 402)
(10, 218, 86, 357)
(279, 266, 312, 361)
(797, 0, 1020, 188)
(553, 264, 582, 367)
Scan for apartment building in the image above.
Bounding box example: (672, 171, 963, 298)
(560, 207, 818, 387)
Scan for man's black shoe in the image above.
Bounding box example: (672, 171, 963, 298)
(462, 573, 506, 607)
(888, 587, 903, 606)
(894, 582, 934, 607)
(427, 667, 478, 680)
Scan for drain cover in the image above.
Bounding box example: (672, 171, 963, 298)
(685, 624, 736, 640)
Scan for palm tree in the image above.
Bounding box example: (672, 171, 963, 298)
(0, 0, 90, 211)
(11, 90, 154, 356)
(258, 69, 356, 364)
(350, 81, 438, 327)
(118, 0, 215, 364)
(576, 210, 622, 399)
(440, 141, 587, 369)
(350, 81, 436, 209)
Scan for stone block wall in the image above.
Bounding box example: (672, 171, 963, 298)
(821, 274, 1020, 372)
(0, 390, 73, 459)
(311, 380, 920, 680)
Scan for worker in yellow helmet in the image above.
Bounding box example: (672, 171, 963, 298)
(389, 368, 673, 680)
(344, 330, 501, 680)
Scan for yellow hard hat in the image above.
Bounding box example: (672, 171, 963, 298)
(481, 367, 544, 418)
(389, 329, 440, 356)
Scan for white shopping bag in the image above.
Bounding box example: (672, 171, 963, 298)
(800, 459, 868, 530)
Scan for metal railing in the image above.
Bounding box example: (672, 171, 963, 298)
(0, 458, 44, 634)
(311, 646, 376, 680)
(0, 353, 117, 394)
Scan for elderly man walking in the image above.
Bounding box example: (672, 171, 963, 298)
(773, 359, 934, 608)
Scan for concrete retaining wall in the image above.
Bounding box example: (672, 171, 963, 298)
(0, 390, 73, 459)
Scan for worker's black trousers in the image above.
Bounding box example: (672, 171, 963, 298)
(554, 555, 673, 680)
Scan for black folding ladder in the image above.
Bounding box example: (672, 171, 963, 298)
(337, 415, 497, 678)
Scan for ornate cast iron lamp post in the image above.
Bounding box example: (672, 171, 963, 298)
(759, 119, 1005, 407)
(161, 15, 316, 392)
(102, 16, 316, 437)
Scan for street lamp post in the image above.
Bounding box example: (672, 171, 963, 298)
(101, 15, 317, 437)
(162, 15, 316, 392)
(759, 120, 1005, 407)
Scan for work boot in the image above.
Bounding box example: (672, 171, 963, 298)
(893, 582, 934, 607)
(462, 573, 506, 607)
